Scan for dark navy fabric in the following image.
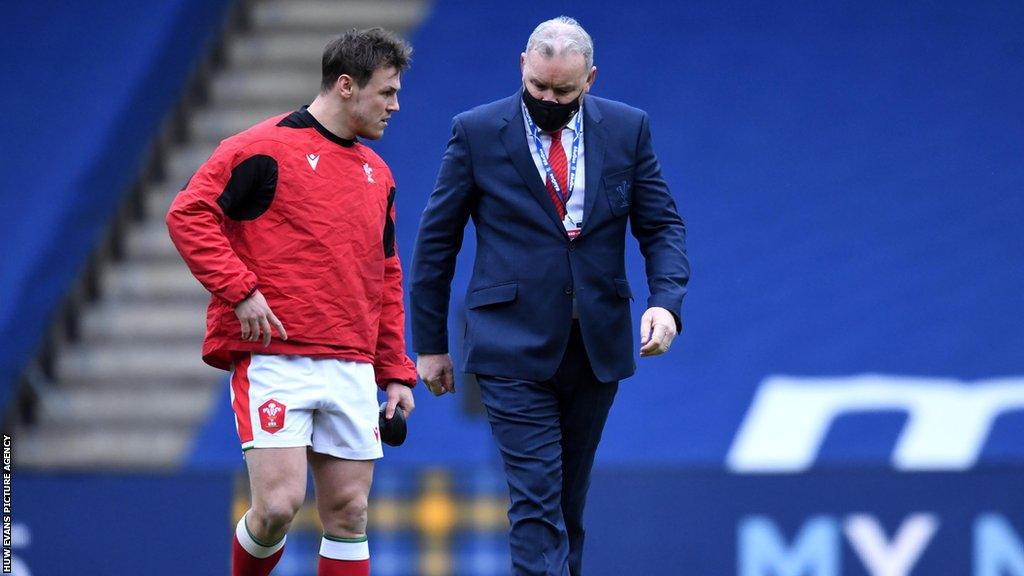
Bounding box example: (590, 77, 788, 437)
(410, 94, 688, 384)
(478, 324, 618, 576)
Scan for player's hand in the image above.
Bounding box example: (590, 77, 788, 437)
(639, 306, 677, 357)
(384, 382, 415, 420)
(417, 353, 455, 396)
(234, 289, 288, 347)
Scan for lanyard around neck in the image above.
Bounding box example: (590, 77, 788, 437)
(522, 102, 584, 205)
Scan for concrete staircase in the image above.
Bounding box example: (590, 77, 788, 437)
(17, 0, 427, 470)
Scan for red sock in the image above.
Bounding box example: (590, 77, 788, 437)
(232, 514, 286, 576)
(317, 535, 370, 576)
(317, 557, 370, 576)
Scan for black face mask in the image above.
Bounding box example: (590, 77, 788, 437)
(522, 86, 583, 132)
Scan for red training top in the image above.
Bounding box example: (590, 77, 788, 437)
(166, 108, 416, 389)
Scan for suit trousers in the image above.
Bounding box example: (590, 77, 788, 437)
(477, 322, 619, 576)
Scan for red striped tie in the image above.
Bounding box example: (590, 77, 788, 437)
(545, 129, 568, 220)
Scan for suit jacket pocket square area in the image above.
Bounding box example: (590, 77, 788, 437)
(614, 181, 632, 208)
(604, 172, 633, 218)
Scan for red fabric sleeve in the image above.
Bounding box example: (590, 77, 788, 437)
(373, 197, 417, 389)
(165, 144, 258, 306)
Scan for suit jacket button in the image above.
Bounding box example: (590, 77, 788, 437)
(568, 242, 576, 251)
(564, 287, 573, 295)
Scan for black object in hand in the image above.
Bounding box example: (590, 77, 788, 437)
(378, 402, 407, 447)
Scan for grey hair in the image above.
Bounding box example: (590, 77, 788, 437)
(525, 16, 594, 69)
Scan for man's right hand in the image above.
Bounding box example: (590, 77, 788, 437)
(417, 353, 455, 396)
(235, 289, 288, 347)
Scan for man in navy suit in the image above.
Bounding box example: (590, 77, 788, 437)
(411, 16, 689, 575)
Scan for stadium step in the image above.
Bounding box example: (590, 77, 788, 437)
(34, 387, 216, 429)
(80, 300, 207, 343)
(59, 373, 220, 393)
(58, 343, 213, 383)
(101, 261, 206, 303)
(144, 181, 183, 222)
(16, 425, 195, 471)
(188, 106, 286, 144)
(249, 0, 425, 33)
(210, 68, 320, 106)
(226, 3, 423, 70)
(228, 31, 340, 69)
(125, 220, 185, 262)
(166, 143, 216, 186)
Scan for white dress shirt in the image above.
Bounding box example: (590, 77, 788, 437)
(523, 106, 586, 235)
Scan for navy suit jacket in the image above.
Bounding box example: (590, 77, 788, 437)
(411, 93, 689, 383)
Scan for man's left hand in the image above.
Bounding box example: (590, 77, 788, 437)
(384, 382, 415, 420)
(639, 306, 678, 357)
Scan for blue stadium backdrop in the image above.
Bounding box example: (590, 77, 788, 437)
(7, 0, 1024, 575)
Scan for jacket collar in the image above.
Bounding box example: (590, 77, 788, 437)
(499, 92, 606, 236)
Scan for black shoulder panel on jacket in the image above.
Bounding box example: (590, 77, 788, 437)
(383, 186, 396, 258)
(217, 154, 278, 220)
(278, 108, 357, 147)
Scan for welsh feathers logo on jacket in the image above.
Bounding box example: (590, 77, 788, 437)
(259, 399, 286, 434)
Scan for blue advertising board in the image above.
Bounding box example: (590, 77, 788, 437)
(14, 466, 1024, 575)
(17, 473, 233, 575)
(588, 469, 1024, 576)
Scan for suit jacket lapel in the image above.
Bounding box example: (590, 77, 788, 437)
(500, 94, 568, 233)
(582, 98, 606, 231)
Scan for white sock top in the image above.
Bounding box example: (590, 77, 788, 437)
(319, 535, 369, 561)
(235, 514, 286, 559)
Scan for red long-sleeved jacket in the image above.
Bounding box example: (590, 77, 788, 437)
(166, 108, 416, 389)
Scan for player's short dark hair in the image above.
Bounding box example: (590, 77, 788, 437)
(320, 28, 412, 92)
